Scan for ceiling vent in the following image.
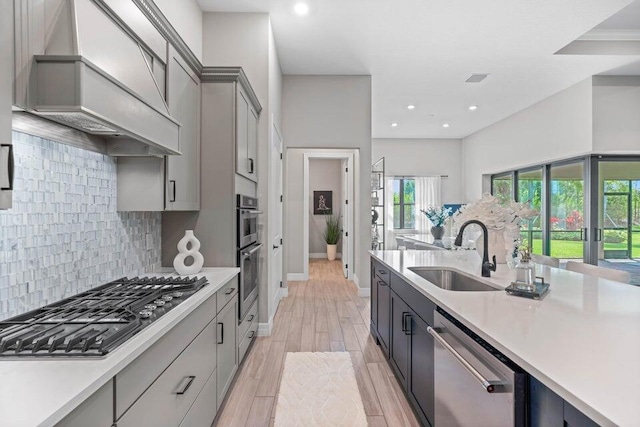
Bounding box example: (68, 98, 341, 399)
(466, 74, 489, 83)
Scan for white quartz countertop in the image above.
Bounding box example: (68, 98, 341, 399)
(0, 267, 239, 427)
(370, 250, 640, 427)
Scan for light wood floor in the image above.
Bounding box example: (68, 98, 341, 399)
(215, 259, 420, 427)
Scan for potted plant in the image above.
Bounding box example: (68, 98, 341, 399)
(421, 206, 452, 240)
(323, 214, 341, 261)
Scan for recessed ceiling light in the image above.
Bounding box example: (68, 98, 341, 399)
(391, 123, 398, 127)
(466, 74, 489, 83)
(407, 105, 415, 110)
(442, 123, 450, 128)
(468, 105, 478, 111)
(294, 3, 309, 15)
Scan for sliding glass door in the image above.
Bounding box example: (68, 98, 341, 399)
(549, 161, 586, 262)
(594, 160, 640, 284)
(517, 168, 543, 254)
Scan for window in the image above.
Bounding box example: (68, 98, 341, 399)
(393, 178, 415, 229)
(491, 173, 513, 205)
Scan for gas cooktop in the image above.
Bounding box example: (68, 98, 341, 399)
(0, 276, 208, 358)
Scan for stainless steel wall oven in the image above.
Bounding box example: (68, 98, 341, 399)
(237, 195, 261, 321)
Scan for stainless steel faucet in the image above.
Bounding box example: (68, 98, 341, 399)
(454, 220, 497, 277)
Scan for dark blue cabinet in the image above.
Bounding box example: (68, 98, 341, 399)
(530, 376, 599, 427)
(390, 292, 410, 386)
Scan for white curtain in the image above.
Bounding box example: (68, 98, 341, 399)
(384, 177, 396, 248)
(414, 176, 442, 233)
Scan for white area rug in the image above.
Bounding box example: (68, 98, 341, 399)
(274, 352, 368, 427)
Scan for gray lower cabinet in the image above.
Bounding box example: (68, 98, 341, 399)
(370, 263, 378, 329)
(56, 381, 113, 427)
(179, 369, 218, 427)
(216, 296, 239, 410)
(118, 319, 217, 427)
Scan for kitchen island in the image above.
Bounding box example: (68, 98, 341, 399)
(0, 267, 240, 427)
(370, 250, 640, 427)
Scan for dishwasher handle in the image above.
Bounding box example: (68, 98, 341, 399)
(428, 325, 498, 393)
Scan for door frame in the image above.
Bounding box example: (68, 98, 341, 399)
(302, 150, 356, 281)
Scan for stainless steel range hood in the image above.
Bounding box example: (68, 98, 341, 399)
(25, 0, 181, 155)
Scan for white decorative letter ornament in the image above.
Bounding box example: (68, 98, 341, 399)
(173, 230, 204, 275)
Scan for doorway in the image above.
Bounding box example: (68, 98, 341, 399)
(302, 150, 355, 281)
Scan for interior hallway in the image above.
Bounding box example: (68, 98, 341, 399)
(215, 259, 420, 426)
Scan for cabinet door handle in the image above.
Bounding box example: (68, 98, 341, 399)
(247, 314, 255, 322)
(0, 144, 14, 190)
(248, 331, 255, 339)
(378, 269, 387, 275)
(248, 158, 254, 174)
(217, 322, 224, 344)
(427, 326, 498, 393)
(169, 180, 176, 202)
(402, 312, 411, 334)
(378, 280, 387, 287)
(176, 375, 196, 395)
(225, 287, 235, 295)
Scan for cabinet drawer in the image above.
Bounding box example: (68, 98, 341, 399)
(118, 320, 217, 427)
(217, 277, 238, 314)
(238, 299, 258, 340)
(179, 369, 217, 427)
(390, 273, 435, 326)
(239, 315, 258, 363)
(373, 261, 390, 282)
(115, 292, 216, 418)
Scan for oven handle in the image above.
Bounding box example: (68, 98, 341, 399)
(240, 209, 264, 215)
(428, 326, 499, 393)
(242, 243, 263, 258)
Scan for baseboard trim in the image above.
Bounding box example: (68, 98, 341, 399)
(358, 287, 371, 298)
(280, 287, 289, 298)
(309, 253, 342, 259)
(257, 321, 273, 336)
(353, 274, 360, 287)
(287, 273, 308, 281)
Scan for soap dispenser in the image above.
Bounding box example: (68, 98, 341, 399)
(515, 247, 535, 286)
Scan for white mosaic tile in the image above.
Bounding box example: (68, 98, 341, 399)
(0, 132, 161, 320)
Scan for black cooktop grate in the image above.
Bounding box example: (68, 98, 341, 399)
(0, 276, 208, 358)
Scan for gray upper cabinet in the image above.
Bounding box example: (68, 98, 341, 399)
(236, 86, 259, 182)
(166, 47, 201, 211)
(116, 47, 201, 212)
(0, 0, 13, 210)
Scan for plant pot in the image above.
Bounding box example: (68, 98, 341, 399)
(430, 226, 445, 240)
(327, 244, 337, 261)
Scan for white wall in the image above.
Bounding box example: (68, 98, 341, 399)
(202, 13, 283, 326)
(309, 159, 343, 255)
(372, 138, 463, 204)
(283, 75, 372, 287)
(593, 76, 640, 154)
(153, 0, 203, 61)
(462, 78, 594, 201)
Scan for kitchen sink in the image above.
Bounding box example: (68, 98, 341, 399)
(408, 268, 501, 292)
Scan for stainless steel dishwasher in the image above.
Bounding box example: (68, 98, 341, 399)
(428, 309, 527, 427)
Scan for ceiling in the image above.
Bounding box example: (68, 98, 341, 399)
(196, 0, 640, 139)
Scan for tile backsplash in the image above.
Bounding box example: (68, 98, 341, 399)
(0, 132, 161, 320)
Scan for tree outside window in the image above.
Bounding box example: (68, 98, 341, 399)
(393, 178, 415, 229)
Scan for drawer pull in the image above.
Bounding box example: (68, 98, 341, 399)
(176, 375, 196, 395)
(377, 270, 387, 275)
(247, 314, 255, 322)
(248, 331, 255, 339)
(225, 287, 235, 295)
(218, 322, 224, 344)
